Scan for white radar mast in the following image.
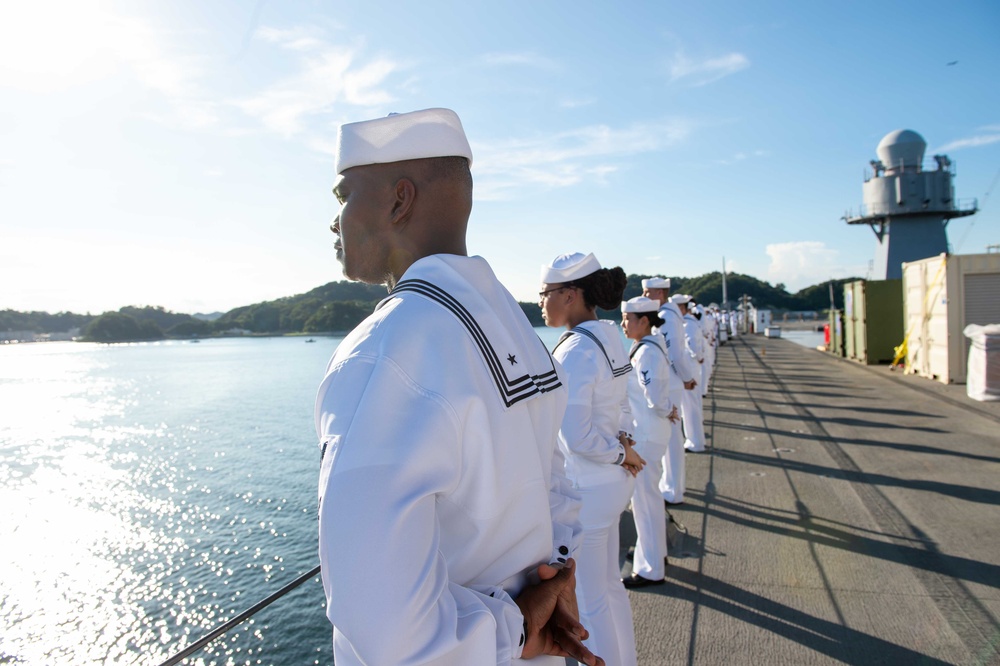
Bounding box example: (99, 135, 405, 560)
(843, 129, 977, 279)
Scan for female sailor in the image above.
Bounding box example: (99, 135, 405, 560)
(541, 252, 644, 666)
(620, 296, 678, 588)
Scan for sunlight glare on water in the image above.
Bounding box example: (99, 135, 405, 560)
(0, 338, 339, 665)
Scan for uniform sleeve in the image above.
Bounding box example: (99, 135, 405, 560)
(555, 347, 626, 465)
(661, 315, 697, 383)
(635, 346, 672, 418)
(616, 337, 634, 437)
(547, 440, 582, 560)
(684, 320, 704, 362)
(662, 337, 684, 382)
(317, 355, 525, 665)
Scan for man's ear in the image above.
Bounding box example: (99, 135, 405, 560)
(390, 178, 416, 226)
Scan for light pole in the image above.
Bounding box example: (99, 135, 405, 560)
(741, 294, 753, 334)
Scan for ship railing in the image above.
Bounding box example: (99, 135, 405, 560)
(844, 197, 978, 221)
(155, 564, 321, 666)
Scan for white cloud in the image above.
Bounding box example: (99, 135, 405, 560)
(233, 29, 401, 137)
(766, 241, 863, 290)
(255, 26, 326, 51)
(473, 119, 693, 200)
(0, 2, 226, 134)
(480, 52, 561, 72)
(716, 149, 769, 166)
(933, 131, 1000, 153)
(668, 52, 749, 87)
(0, 2, 201, 98)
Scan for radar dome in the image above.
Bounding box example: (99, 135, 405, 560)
(876, 129, 926, 170)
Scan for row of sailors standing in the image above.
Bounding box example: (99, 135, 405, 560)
(318, 107, 725, 666)
(539, 253, 722, 664)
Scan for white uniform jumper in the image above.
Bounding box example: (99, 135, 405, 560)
(552, 320, 637, 666)
(316, 255, 579, 666)
(701, 314, 716, 395)
(626, 334, 673, 580)
(682, 312, 707, 452)
(657, 303, 695, 499)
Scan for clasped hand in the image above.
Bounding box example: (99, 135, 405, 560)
(617, 432, 646, 477)
(514, 558, 604, 665)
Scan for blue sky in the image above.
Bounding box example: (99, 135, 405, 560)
(2, 0, 998, 314)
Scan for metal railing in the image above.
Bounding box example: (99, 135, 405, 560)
(844, 197, 978, 222)
(156, 565, 322, 666)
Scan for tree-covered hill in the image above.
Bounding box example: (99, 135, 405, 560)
(0, 309, 93, 334)
(213, 282, 388, 334)
(5, 273, 861, 342)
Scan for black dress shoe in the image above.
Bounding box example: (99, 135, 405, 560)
(622, 574, 665, 588)
(664, 499, 684, 507)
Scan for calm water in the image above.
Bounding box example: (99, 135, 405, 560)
(1, 329, 568, 665)
(1, 337, 339, 665)
(775, 328, 826, 349)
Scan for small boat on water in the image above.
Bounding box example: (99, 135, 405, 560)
(305, 339, 316, 343)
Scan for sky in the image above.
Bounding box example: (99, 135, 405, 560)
(2, 0, 998, 315)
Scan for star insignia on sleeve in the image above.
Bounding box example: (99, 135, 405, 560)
(507, 353, 517, 365)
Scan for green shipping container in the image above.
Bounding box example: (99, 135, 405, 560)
(842, 279, 904, 365)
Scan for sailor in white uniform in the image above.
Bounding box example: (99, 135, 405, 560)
(702, 305, 719, 390)
(317, 109, 601, 666)
(620, 297, 677, 588)
(541, 252, 644, 666)
(641, 278, 691, 505)
(673, 295, 708, 452)
(691, 304, 714, 395)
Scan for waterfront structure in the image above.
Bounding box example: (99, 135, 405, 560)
(0, 330, 38, 343)
(901, 252, 1000, 384)
(844, 129, 977, 279)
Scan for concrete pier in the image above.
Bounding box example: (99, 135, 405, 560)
(619, 334, 1000, 665)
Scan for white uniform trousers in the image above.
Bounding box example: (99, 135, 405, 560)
(576, 478, 637, 666)
(631, 438, 668, 580)
(682, 388, 706, 452)
(704, 341, 716, 390)
(659, 389, 686, 503)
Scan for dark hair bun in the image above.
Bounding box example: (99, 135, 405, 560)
(577, 266, 627, 310)
(639, 311, 665, 328)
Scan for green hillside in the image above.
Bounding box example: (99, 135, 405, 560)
(4, 273, 860, 342)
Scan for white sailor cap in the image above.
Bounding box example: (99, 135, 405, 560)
(669, 294, 692, 304)
(641, 277, 671, 290)
(540, 252, 602, 284)
(621, 296, 661, 313)
(335, 108, 473, 175)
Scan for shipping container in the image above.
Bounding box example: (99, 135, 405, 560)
(842, 279, 904, 364)
(902, 253, 1000, 383)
